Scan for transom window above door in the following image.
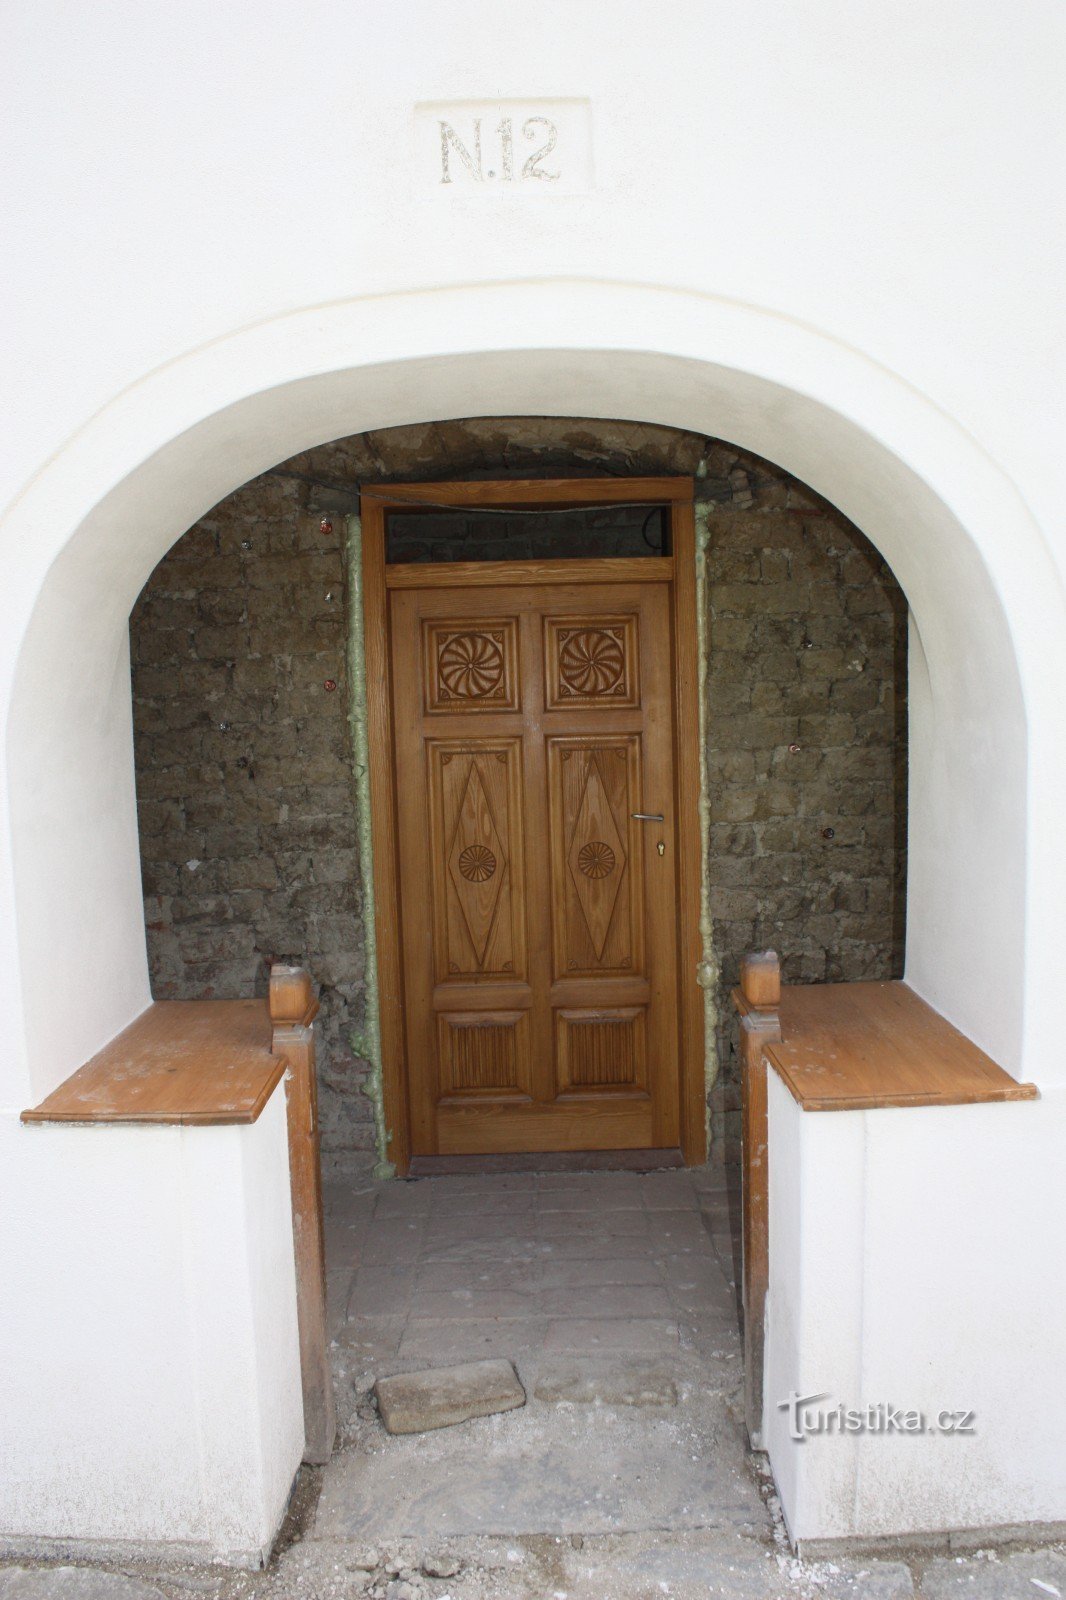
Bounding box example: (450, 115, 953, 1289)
(381, 501, 670, 563)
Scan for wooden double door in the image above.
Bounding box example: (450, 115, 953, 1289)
(389, 568, 685, 1156)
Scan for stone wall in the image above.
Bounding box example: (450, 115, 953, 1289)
(703, 473, 907, 1158)
(130, 418, 906, 1176)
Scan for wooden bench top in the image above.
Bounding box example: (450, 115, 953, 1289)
(737, 979, 1037, 1112)
(21, 1000, 286, 1126)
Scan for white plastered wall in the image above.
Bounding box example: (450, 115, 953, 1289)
(765, 1070, 1066, 1543)
(1, 0, 1064, 1551)
(0, 1085, 304, 1563)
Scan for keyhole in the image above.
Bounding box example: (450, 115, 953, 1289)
(657, 840, 665, 857)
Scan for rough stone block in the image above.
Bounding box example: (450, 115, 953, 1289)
(374, 1358, 526, 1434)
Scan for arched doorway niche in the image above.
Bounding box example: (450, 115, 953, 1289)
(1, 286, 1053, 1115)
(126, 417, 909, 1177)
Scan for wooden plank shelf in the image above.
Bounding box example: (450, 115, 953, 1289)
(740, 979, 1037, 1112)
(21, 999, 286, 1126)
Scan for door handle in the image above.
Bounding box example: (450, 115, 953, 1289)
(631, 812, 665, 822)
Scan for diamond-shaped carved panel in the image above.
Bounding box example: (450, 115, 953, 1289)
(549, 737, 643, 977)
(566, 757, 627, 959)
(447, 764, 506, 966)
(429, 740, 525, 982)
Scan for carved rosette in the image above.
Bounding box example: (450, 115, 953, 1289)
(425, 618, 520, 714)
(578, 840, 616, 879)
(438, 631, 505, 699)
(545, 614, 638, 709)
(558, 628, 626, 696)
(458, 843, 497, 882)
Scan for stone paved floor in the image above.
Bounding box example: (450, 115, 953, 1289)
(320, 1166, 758, 1546)
(325, 1165, 742, 1391)
(4, 1166, 1065, 1600)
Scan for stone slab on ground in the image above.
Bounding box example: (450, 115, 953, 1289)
(557, 1537, 915, 1600)
(281, 1528, 918, 1600)
(12, 1528, 1066, 1600)
(313, 1399, 763, 1541)
(0, 1573, 166, 1600)
(375, 1358, 526, 1435)
(541, 1316, 678, 1354)
(393, 1318, 547, 1366)
(533, 1355, 678, 1407)
(920, 1546, 1066, 1598)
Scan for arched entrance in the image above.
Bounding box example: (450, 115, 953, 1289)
(1, 286, 1048, 1116)
(125, 417, 909, 1180)
(4, 291, 1063, 1551)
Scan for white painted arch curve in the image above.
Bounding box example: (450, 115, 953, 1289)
(3, 281, 1061, 1112)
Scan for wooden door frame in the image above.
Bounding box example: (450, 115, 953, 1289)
(360, 477, 705, 1175)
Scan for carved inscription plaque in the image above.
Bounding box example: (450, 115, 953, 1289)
(415, 99, 593, 195)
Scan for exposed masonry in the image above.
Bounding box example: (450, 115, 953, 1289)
(130, 418, 907, 1177)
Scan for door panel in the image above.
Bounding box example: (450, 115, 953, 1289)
(423, 617, 521, 713)
(427, 739, 526, 982)
(544, 614, 640, 708)
(555, 1008, 648, 1097)
(436, 1011, 532, 1103)
(548, 736, 643, 977)
(390, 575, 681, 1155)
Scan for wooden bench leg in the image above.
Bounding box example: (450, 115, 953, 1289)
(270, 966, 337, 1466)
(736, 951, 781, 1450)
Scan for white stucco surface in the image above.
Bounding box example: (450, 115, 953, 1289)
(0, 1086, 303, 1563)
(766, 1071, 1066, 1543)
(1, 0, 1064, 1553)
